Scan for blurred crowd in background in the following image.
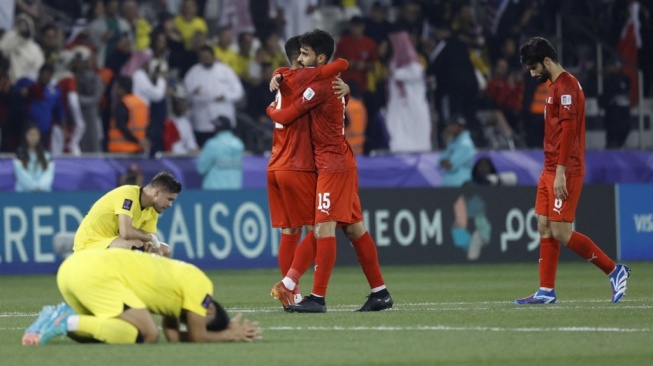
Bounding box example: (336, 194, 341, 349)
(0, 0, 651, 163)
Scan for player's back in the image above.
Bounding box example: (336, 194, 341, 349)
(60, 249, 213, 317)
(268, 69, 315, 171)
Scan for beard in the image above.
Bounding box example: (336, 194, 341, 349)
(534, 65, 551, 83)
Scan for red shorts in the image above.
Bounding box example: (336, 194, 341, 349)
(267, 170, 317, 228)
(534, 171, 583, 222)
(315, 169, 362, 225)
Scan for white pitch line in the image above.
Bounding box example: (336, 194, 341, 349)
(265, 325, 650, 333)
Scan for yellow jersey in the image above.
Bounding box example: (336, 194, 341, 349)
(57, 249, 213, 318)
(73, 185, 158, 251)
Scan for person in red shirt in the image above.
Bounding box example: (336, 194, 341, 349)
(514, 37, 631, 305)
(267, 29, 393, 313)
(267, 35, 349, 306)
(334, 16, 377, 96)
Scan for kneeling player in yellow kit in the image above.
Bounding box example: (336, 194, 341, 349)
(73, 171, 182, 257)
(22, 250, 262, 345)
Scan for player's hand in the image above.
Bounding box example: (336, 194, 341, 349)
(332, 77, 350, 97)
(269, 74, 282, 92)
(554, 172, 568, 200)
(226, 313, 262, 342)
(440, 159, 452, 170)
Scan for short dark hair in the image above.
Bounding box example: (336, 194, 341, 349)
(299, 29, 335, 61)
(149, 171, 182, 193)
(520, 36, 557, 67)
(206, 300, 230, 332)
(199, 44, 214, 55)
(284, 35, 301, 63)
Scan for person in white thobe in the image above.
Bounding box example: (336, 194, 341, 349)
(385, 31, 432, 152)
(183, 45, 244, 147)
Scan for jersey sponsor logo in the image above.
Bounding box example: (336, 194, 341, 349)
(303, 87, 315, 101)
(202, 294, 212, 309)
(561, 94, 572, 105)
(122, 199, 133, 210)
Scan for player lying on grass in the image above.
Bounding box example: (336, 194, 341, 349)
(22, 249, 261, 345)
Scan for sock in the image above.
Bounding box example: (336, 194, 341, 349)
(312, 236, 337, 297)
(351, 232, 385, 289)
(566, 232, 616, 275)
(539, 237, 560, 289)
(76, 316, 139, 344)
(371, 288, 389, 298)
(278, 232, 301, 277)
(286, 231, 317, 285)
(281, 277, 296, 291)
(66, 315, 80, 331)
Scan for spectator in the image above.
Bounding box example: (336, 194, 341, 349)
(106, 76, 150, 154)
(0, 55, 14, 152)
(599, 58, 631, 149)
(122, 0, 152, 51)
(470, 156, 519, 186)
(270, 0, 317, 40)
(18, 64, 65, 149)
(344, 82, 367, 154)
(486, 58, 524, 136)
(174, 0, 207, 50)
(429, 21, 482, 147)
(165, 86, 199, 155)
(385, 31, 431, 153)
(184, 45, 244, 147)
(39, 23, 62, 67)
(334, 16, 378, 104)
(363, 1, 392, 46)
(13, 123, 55, 192)
(0, 13, 45, 82)
(217, 0, 256, 35)
(0, 0, 15, 31)
(52, 49, 86, 156)
(123, 50, 167, 156)
(154, 13, 186, 79)
(87, 0, 133, 69)
(233, 31, 256, 84)
(196, 115, 244, 190)
(438, 115, 476, 187)
(74, 45, 104, 153)
(212, 25, 240, 73)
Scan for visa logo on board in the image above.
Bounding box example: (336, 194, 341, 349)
(633, 214, 653, 233)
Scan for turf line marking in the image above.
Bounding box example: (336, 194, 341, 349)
(265, 325, 650, 333)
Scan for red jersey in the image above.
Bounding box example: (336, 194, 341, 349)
(267, 59, 349, 171)
(267, 68, 315, 171)
(543, 72, 585, 176)
(292, 71, 356, 173)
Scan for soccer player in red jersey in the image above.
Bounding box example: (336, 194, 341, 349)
(267, 29, 393, 313)
(267, 36, 350, 306)
(514, 37, 631, 304)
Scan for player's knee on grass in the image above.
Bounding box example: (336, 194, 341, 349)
(118, 308, 159, 343)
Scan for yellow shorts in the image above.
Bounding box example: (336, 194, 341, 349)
(57, 252, 146, 318)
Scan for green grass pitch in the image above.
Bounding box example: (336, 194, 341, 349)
(1, 262, 652, 366)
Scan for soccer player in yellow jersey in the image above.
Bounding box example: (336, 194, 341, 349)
(73, 171, 181, 257)
(22, 249, 262, 345)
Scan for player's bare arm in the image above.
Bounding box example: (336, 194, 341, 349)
(185, 311, 262, 342)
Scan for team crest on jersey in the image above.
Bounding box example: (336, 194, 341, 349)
(303, 87, 315, 101)
(122, 199, 133, 210)
(201, 294, 212, 309)
(561, 94, 572, 105)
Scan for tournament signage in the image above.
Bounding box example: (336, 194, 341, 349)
(335, 185, 617, 265)
(0, 186, 618, 275)
(617, 184, 653, 260)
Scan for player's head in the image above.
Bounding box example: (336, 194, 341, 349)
(298, 29, 335, 67)
(115, 76, 133, 95)
(206, 299, 230, 332)
(147, 171, 182, 213)
(284, 35, 302, 69)
(520, 36, 557, 84)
